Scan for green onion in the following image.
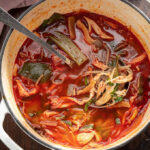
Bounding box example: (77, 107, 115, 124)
(39, 13, 65, 30)
(84, 77, 89, 85)
(80, 124, 94, 131)
(108, 60, 116, 67)
(108, 81, 114, 86)
(113, 56, 119, 78)
(115, 118, 121, 125)
(115, 96, 123, 103)
(36, 110, 44, 116)
(63, 120, 72, 126)
(84, 98, 95, 112)
(111, 83, 119, 96)
(56, 115, 65, 120)
(28, 113, 35, 117)
(49, 32, 87, 66)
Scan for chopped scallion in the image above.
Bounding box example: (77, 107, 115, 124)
(56, 115, 65, 120)
(108, 81, 114, 86)
(80, 124, 94, 131)
(111, 83, 119, 96)
(115, 118, 121, 125)
(63, 120, 72, 126)
(115, 96, 123, 103)
(28, 113, 35, 117)
(84, 98, 95, 112)
(84, 77, 89, 86)
(113, 56, 119, 78)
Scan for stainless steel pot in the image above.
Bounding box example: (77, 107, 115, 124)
(0, 0, 150, 149)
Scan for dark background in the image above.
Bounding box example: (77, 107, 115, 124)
(0, 0, 150, 149)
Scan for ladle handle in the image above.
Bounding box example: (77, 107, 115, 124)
(0, 7, 71, 67)
(0, 99, 23, 150)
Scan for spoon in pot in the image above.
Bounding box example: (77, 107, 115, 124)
(0, 7, 72, 67)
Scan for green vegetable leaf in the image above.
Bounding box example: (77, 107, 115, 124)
(84, 77, 89, 86)
(39, 13, 65, 30)
(115, 96, 123, 103)
(80, 124, 94, 131)
(28, 113, 35, 117)
(47, 39, 54, 45)
(108, 81, 114, 86)
(63, 120, 72, 126)
(115, 118, 121, 125)
(56, 115, 65, 120)
(19, 62, 51, 83)
(111, 83, 119, 96)
(49, 32, 87, 66)
(113, 56, 119, 78)
(36, 110, 45, 116)
(84, 98, 95, 112)
(108, 60, 116, 67)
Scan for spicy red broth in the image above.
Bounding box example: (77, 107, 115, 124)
(12, 11, 150, 148)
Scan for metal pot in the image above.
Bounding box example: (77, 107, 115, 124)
(0, 0, 150, 149)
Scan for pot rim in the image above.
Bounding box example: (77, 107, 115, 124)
(0, 0, 150, 150)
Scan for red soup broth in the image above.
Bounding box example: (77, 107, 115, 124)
(13, 10, 150, 148)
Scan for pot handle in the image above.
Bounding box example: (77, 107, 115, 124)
(0, 99, 23, 150)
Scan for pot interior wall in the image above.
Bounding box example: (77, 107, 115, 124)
(1, 0, 150, 149)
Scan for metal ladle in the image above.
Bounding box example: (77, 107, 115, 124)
(0, 7, 72, 67)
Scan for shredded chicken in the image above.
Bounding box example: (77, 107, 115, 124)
(84, 16, 114, 40)
(115, 89, 127, 97)
(77, 131, 95, 145)
(40, 120, 57, 126)
(129, 108, 138, 122)
(96, 81, 106, 98)
(77, 73, 101, 95)
(76, 20, 95, 44)
(61, 59, 133, 108)
(110, 66, 133, 84)
(42, 110, 59, 117)
(16, 80, 30, 97)
(92, 58, 108, 70)
(109, 101, 130, 108)
(96, 85, 115, 106)
(13, 64, 18, 76)
(111, 74, 133, 84)
(129, 53, 146, 64)
(16, 80, 37, 97)
(35, 74, 44, 86)
(50, 97, 76, 109)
